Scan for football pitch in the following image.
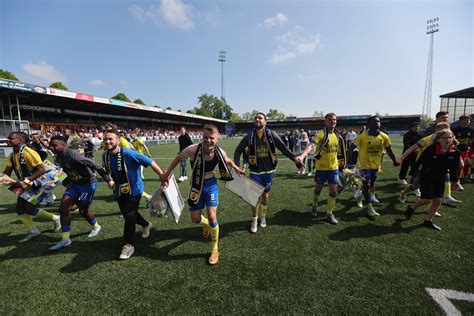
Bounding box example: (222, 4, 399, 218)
(0, 137, 473, 314)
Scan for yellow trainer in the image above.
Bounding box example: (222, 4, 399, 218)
(208, 250, 219, 265)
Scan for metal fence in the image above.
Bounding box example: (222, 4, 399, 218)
(0, 119, 30, 138)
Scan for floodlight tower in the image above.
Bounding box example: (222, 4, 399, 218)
(218, 50, 226, 118)
(422, 17, 439, 122)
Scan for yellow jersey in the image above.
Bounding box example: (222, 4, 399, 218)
(354, 131, 391, 170)
(7, 146, 42, 179)
(416, 135, 434, 160)
(315, 130, 339, 170)
(132, 138, 145, 154)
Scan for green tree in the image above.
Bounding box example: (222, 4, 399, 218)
(242, 110, 259, 121)
(267, 108, 286, 120)
(133, 98, 145, 105)
(228, 112, 242, 123)
(49, 82, 68, 90)
(166, 106, 172, 110)
(312, 110, 324, 118)
(0, 69, 19, 81)
(189, 94, 237, 120)
(111, 92, 131, 102)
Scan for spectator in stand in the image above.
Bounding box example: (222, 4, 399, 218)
(177, 126, 193, 182)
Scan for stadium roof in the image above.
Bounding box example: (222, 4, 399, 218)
(439, 87, 474, 98)
(0, 79, 227, 124)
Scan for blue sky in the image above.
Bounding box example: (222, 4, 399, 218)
(1, 0, 472, 118)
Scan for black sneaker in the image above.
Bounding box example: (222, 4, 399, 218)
(405, 206, 415, 219)
(423, 220, 441, 231)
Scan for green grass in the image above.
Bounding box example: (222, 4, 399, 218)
(0, 136, 473, 314)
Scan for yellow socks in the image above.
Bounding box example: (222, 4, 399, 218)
(34, 208, 56, 221)
(259, 204, 268, 218)
(199, 215, 209, 227)
(19, 214, 35, 229)
(313, 192, 320, 206)
(327, 196, 336, 214)
(210, 223, 219, 252)
(444, 182, 451, 197)
(62, 231, 71, 239)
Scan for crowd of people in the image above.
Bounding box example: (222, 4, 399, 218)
(2, 111, 473, 265)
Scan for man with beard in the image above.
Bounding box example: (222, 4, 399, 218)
(234, 112, 304, 233)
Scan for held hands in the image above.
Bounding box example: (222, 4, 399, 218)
(294, 155, 303, 165)
(395, 157, 403, 165)
(108, 180, 116, 191)
(393, 160, 401, 167)
(234, 167, 245, 176)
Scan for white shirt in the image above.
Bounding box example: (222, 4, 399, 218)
(346, 131, 357, 142)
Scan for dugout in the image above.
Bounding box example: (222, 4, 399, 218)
(0, 79, 227, 137)
(439, 87, 474, 123)
(234, 114, 421, 135)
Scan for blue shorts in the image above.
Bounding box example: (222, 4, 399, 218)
(249, 172, 273, 193)
(360, 169, 378, 184)
(64, 182, 98, 205)
(189, 177, 219, 211)
(315, 169, 339, 185)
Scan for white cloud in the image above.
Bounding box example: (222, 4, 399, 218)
(268, 29, 321, 64)
(261, 12, 288, 29)
(22, 61, 67, 83)
(89, 79, 105, 86)
(161, 0, 194, 30)
(129, 0, 194, 31)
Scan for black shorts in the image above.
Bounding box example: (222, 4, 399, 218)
(116, 194, 141, 214)
(420, 175, 445, 199)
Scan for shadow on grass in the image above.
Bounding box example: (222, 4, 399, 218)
(328, 219, 422, 241)
(0, 219, 251, 274)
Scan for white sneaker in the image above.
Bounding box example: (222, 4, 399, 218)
(250, 220, 258, 233)
(142, 222, 153, 239)
(458, 184, 465, 191)
(49, 238, 72, 251)
(398, 179, 408, 185)
(182, 176, 188, 181)
(119, 244, 135, 260)
(414, 189, 421, 197)
(443, 196, 462, 204)
(434, 212, 441, 217)
(370, 195, 380, 203)
(399, 190, 407, 204)
(19, 227, 41, 242)
(308, 172, 313, 177)
(177, 176, 184, 182)
(260, 217, 267, 228)
(88, 225, 102, 238)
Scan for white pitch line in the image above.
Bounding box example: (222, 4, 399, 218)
(426, 288, 474, 316)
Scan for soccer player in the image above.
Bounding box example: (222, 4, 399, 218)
(162, 124, 243, 265)
(234, 112, 304, 233)
(103, 129, 165, 260)
(452, 115, 473, 182)
(129, 131, 153, 205)
(405, 129, 461, 230)
(350, 115, 399, 217)
(2, 132, 60, 242)
(297, 113, 346, 224)
(177, 126, 193, 182)
(47, 136, 115, 251)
